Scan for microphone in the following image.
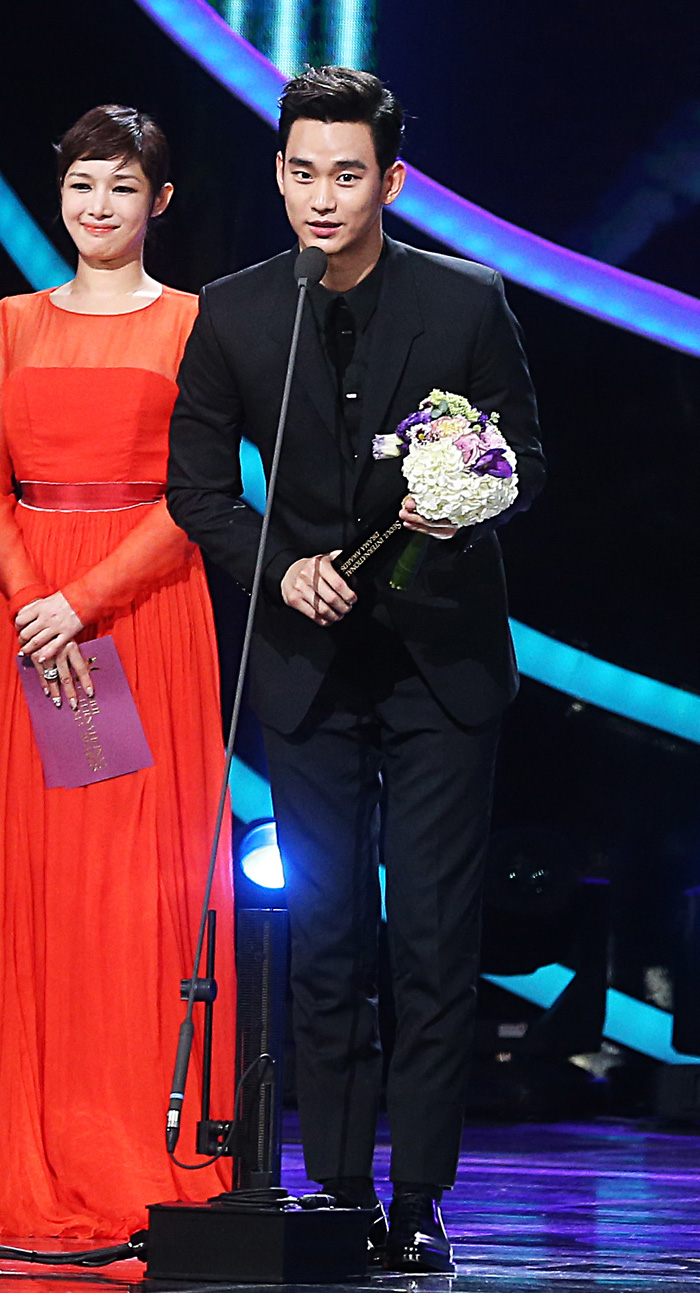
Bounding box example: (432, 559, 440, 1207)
(165, 241, 326, 1161)
(166, 1019, 194, 1153)
(294, 245, 328, 286)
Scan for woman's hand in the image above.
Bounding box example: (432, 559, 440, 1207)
(399, 495, 459, 540)
(31, 640, 95, 710)
(15, 591, 84, 661)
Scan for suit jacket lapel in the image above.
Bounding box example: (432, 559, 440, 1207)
(358, 239, 424, 451)
(263, 240, 424, 472)
(264, 249, 339, 450)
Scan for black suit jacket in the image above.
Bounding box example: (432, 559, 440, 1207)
(167, 237, 545, 733)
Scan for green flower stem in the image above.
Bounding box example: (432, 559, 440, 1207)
(389, 533, 429, 591)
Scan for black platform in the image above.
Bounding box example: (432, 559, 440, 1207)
(146, 1200, 369, 1284)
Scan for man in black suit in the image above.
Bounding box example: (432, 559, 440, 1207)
(167, 67, 544, 1272)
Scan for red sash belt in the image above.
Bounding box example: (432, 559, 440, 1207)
(19, 481, 164, 511)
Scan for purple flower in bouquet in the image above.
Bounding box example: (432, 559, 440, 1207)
(473, 447, 514, 477)
(373, 386, 519, 540)
(396, 408, 431, 436)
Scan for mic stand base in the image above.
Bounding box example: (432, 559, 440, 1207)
(146, 1200, 370, 1284)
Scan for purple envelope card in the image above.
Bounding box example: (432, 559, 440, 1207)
(17, 635, 154, 788)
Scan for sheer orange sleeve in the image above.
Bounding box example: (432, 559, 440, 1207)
(61, 497, 196, 626)
(0, 308, 50, 620)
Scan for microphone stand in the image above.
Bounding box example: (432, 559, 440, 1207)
(166, 245, 328, 1156)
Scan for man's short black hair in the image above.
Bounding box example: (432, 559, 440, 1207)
(278, 67, 404, 175)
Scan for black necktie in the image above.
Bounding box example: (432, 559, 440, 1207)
(326, 296, 356, 379)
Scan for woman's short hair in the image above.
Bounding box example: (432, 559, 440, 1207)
(56, 105, 170, 198)
(278, 67, 404, 175)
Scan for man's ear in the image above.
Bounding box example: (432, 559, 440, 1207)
(382, 160, 407, 208)
(275, 151, 285, 196)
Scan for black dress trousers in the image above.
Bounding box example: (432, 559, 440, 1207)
(262, 609, 500, 1187)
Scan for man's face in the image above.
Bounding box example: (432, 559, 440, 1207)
(276, 118, 403, 258)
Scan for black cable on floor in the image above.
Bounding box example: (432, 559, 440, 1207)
(0, 1229, 147, 1266)
(0, 1051, 277, 1269)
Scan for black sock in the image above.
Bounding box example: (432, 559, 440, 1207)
(321, 1176, 378, 1208)
(393, 1180, 443, 1203)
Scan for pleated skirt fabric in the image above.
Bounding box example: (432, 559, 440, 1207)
(0, 504, 235, 1239)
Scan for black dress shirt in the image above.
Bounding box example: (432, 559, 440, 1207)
(309, 246, 386, 459)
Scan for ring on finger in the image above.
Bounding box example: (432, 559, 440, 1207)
(42, 666, 60, 681)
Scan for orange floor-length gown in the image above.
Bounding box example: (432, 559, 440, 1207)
(0, 287, 235, 1239)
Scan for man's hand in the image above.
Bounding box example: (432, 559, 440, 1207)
(399, 495, 458, 540)
(281, 553, 357, 626)
(15, 591, 84, 661)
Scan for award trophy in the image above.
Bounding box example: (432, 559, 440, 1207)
(331, 496, 408, 589)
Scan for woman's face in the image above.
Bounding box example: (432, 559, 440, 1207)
(61, 156, 171, 264)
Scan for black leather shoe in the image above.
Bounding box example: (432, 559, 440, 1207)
(298, 1192, 388, 1265)
(365, 1201, 389, 1265)
(384, 1189, 455, 1274)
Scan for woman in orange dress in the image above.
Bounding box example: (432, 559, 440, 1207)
(0, 105, 234, 1239)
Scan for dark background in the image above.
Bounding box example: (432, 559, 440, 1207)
(2, 0, 699, 1110)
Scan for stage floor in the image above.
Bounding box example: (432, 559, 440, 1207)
(3, 1116, 700, 1290)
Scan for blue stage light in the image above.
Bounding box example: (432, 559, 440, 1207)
(0, 173, 71, 290)
(268, 0, 308, 74)
(394, 166, 700, 357)
(483, 966, 700, 1065)
(239, 819, 286, 888)
(134, 0, 700, 357)
(325, 0, 375, 69)
(136, 0, 283, 122)
(221, 0, 246, 33)
(239, 435, 268, 513)
(484, 963, 575, 1009)
(229, 754, 274, 822)
(511, 621, 700, 745)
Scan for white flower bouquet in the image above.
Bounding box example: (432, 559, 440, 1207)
(372, 390, 519, 588)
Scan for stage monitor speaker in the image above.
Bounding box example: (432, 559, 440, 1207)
(146, 1200, 369, 1283)
(233, 907, 288, 1188)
